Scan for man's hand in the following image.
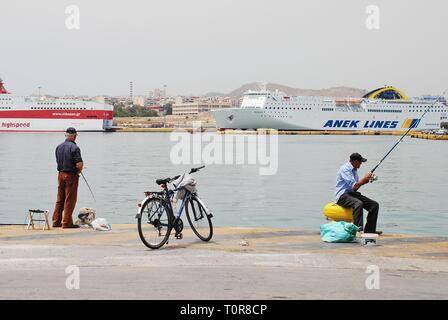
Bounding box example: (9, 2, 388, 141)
(76, 161, 84, 172)
(362, 172, 373, 184)
(353, 172, 373, 191)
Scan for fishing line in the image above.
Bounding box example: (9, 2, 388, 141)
(80, 171, 96, 202)
(370, 88, 448, 181)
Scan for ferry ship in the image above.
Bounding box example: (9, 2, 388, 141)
(212, 86, 448, 131)
(0, 78, 113, 132)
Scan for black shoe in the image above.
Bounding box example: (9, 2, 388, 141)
(62, 224, 80, 229)
(364, 230, 383, 235)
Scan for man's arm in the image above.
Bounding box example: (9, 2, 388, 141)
(73, 147, 84, 173)
(352, 172, 373, 191)
(76, 161, 84, 172)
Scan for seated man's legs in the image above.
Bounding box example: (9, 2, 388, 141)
(354, 193, 379, 233)
(337, 192, 364, 230)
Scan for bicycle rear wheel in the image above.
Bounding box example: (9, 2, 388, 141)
(138, 198, 173, 249)
(185, 195, 213, 241)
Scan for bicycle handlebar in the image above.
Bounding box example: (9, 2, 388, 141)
(189, 165, 205, 174)
(156, 166, 205, 186)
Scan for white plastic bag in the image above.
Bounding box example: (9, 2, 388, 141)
(173, 173, 197, 201)
(91, 218, 112, 231)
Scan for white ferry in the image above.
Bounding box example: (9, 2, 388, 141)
(212, 86, 447, 131)
(0, 78, 113, 132)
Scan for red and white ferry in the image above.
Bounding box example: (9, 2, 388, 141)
(0, 78, 113, 132)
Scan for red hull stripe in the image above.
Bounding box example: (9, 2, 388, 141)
(0, 130, 105, 132)
(0, 110, 113, 120)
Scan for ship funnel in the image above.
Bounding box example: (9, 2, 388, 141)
(0, 78, 10, 94)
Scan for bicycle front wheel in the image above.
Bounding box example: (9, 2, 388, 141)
(185, 195, 213, 241)
(138, 198, 173, 249)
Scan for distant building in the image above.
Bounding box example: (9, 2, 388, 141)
(93, 96, 105, 103)
(152, 88, 165, 98)
(133, 96, 145, 106)
(148, 105, 164, 116)
(172, 100, 232, 115)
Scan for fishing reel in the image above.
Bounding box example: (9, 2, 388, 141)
(369, 174, 378, 183)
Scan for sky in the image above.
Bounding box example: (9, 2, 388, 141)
(1, 0, 447, 97)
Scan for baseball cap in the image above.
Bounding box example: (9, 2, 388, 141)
(66, 127, 77, 134)
(350, 152, 367, 162)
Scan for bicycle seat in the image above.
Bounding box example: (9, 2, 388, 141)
(156, 175, 180, 186)
(156, 178, 171, 185)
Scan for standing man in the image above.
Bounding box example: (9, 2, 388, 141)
(335, 153, 381, 234)
(52, 127, 83, 228)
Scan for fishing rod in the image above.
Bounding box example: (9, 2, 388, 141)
(80, 171, 96, 202)
(369, 88, 448, 182)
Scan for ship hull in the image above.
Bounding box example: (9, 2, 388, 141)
(0, 118, 112, 132)
(213, 108, 443, 131)
(0, 98, 113, 132)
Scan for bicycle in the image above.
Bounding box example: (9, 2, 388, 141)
(136, 165, 213, 249)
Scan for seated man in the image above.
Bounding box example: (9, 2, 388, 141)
(335, 153, 381, 234)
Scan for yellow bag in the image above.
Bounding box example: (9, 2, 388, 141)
(323, 202, 353, 222)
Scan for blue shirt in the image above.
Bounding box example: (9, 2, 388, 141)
(335, 162, 359, 201)
(55, 139, 83, 173)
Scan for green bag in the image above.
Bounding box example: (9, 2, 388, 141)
(320, 221, 359, 243)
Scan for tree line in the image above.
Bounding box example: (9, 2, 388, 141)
(113, 103, 172, 117)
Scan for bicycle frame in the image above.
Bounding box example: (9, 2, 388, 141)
(166, 187, 190, 220)
(137, 185, 190, 224)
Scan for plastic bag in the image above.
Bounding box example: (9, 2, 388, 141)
(173, 173, 197, 201)
(91, 218, 112, 231)
(320, 221, 359, 243)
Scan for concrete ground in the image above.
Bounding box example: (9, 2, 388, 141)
(0, 224, 447, 299)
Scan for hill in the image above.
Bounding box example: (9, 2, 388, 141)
(206, 82, 366, 97)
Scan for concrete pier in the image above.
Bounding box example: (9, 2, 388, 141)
(1, 225, 447, 299)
